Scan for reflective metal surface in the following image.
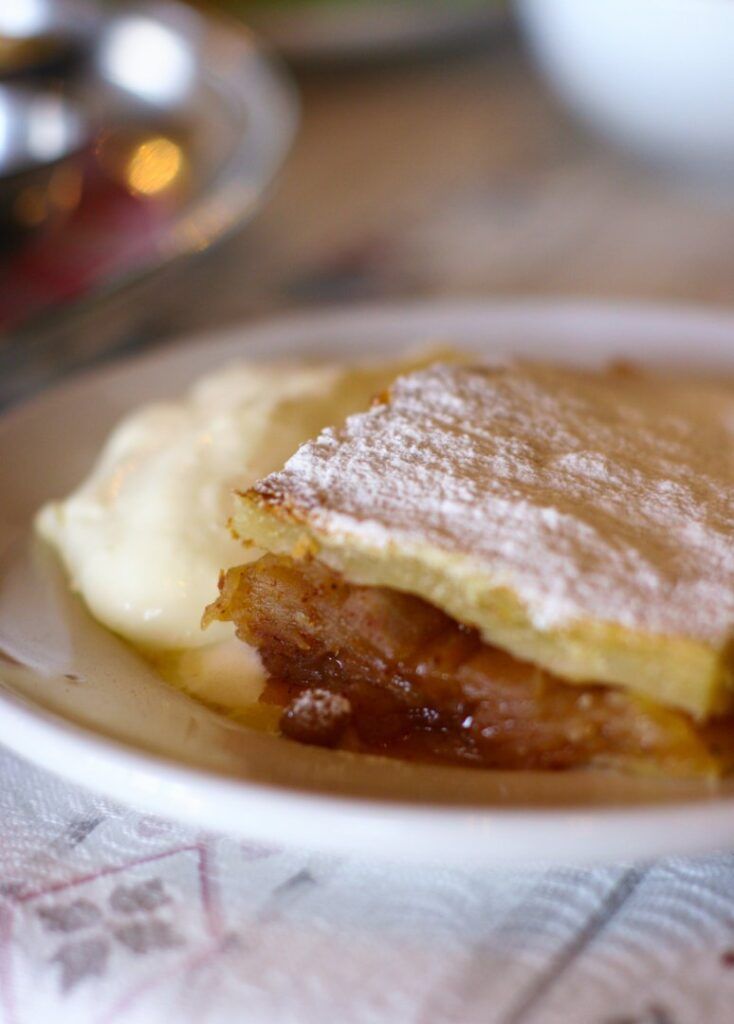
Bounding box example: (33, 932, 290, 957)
(0, 0, 298, 332)
(0, 83, 86, 175)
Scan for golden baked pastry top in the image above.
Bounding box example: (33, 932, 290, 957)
(233, 361, 734, 719)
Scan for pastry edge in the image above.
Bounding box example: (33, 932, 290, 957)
(232, 492, 734, 721)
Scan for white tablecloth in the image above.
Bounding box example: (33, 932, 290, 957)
(0, 749, 732, 1023)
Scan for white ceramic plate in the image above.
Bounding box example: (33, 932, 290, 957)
(3, 300, 734, 867)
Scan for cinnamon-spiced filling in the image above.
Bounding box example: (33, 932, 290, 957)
(205, 554, 734, 776)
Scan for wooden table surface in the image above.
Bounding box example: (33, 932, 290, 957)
(8, 31, 734, 402)
(173, 32, 734, 319)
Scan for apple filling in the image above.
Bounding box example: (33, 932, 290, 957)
(205, 554, 734, 776)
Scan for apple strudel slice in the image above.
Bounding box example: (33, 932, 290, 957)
(205, 361, 734, 775)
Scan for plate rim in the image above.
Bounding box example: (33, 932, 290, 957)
(2, 662, 734, 867)
(7, 293, 734, 422)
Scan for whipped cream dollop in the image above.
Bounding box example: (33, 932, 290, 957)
(37, 356, 424, 650)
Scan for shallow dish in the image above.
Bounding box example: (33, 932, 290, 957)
(0, 0, 297, 349)
(3, 299, 734, 866)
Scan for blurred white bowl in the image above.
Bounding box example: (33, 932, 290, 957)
(516, 0, 734, 176)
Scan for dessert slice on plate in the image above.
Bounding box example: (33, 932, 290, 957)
(205, 360, 734, 776)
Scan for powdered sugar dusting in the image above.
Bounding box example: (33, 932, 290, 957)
(253, 362, 734, 644)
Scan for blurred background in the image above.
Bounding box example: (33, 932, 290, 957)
(4, 0, 734, 406)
